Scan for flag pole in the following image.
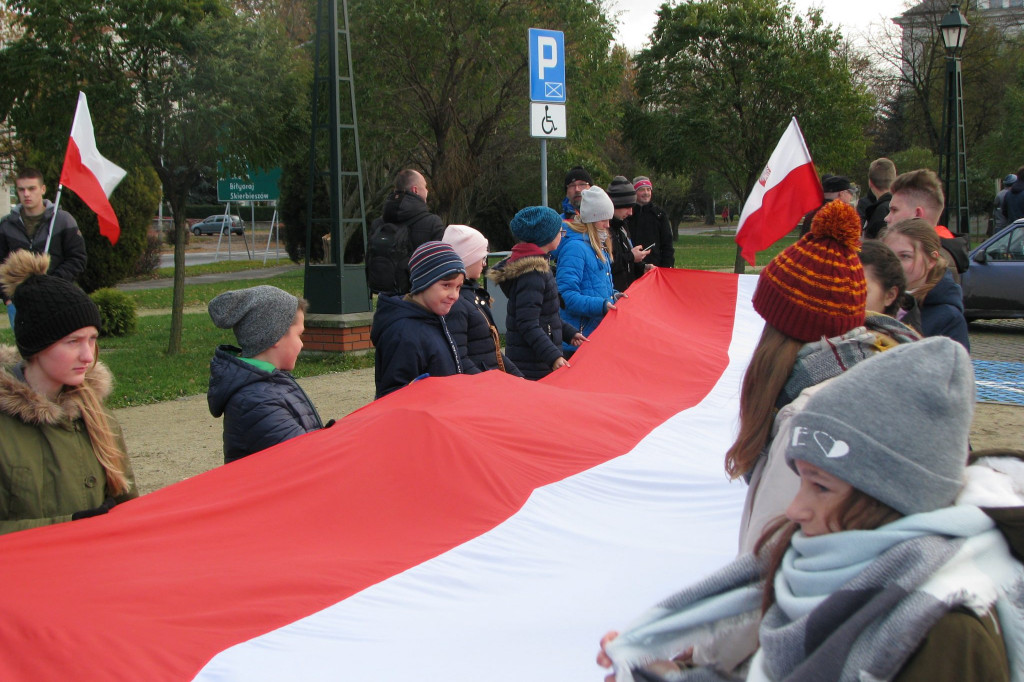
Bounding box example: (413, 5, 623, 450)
(42, 186, 64, 255)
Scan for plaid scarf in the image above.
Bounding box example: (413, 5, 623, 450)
(607, 505, 1024, 682)
(778, 313, 921, 408)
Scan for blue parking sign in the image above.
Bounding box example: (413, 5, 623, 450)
(529, 29, 565, 103)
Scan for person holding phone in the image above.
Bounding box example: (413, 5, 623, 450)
(606, 176, 649, 292)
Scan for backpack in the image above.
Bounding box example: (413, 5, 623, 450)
(940, 235, 970, 274)
(366, 219, 412, 294)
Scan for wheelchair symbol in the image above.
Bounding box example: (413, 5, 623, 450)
(541, 105, 557, 134)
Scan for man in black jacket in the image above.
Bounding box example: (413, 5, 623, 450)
(626, 176, 674, 268)
(0, 168, 87, 327)
(861, 158, 896, 240)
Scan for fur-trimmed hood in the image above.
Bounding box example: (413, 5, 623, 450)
(0, 345, 113, 425)
(486, 255, 550, 285)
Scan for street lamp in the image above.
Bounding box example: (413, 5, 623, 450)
(938, 3, 969, 237)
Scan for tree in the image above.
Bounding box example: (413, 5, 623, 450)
(0, 0, 308, 354)
(624, 0, 873, 215)
(280, 0, 627, 258)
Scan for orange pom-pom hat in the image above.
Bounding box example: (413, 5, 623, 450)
(751, 199, 866, 342)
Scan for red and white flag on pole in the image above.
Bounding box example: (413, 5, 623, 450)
(734, 117, 822, 265)
(59, 92, 127, 245)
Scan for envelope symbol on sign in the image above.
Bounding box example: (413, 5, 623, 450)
(545, 82, 564, 98)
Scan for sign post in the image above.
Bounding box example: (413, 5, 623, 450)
(528, 28, 566, 207)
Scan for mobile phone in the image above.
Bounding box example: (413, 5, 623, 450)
(641, 244, 654, 251)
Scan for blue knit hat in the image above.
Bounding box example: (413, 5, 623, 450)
(408, 241, 467, 294)
(510, 206, 563, 246)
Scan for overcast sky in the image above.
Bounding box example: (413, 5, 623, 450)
(608, 0, 909, 53)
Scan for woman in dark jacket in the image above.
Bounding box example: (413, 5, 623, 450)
(881, 218, 969, 350)
(442, 224, 522, 377)
(488, 207, 582, 380)
(207, 286, 323, 463)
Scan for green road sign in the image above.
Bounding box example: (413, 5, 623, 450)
(217, 167, 281, 202)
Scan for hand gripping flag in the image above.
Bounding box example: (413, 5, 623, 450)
(58, 92, 127, 245)
(735, 117, 822, 266)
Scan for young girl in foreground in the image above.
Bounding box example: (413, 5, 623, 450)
(0, 251, 136, 534)
(599, 338, 1022, 682)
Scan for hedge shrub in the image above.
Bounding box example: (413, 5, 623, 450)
(89, 288, 137, 337)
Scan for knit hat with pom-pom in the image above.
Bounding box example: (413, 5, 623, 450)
(751, 199, 866, 342)
(0, 250, 101, 358)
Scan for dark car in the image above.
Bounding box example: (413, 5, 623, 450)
(192, 215, 244, 236)
(961, 219, 1024, 322)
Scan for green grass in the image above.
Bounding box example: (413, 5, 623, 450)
(126, 268, 304, 310)
(150, 257, 294, 279)
(98, 315, 371, 408)
(673, 233, 798, 270)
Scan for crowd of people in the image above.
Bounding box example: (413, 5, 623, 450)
(0, 160, 1021, 679)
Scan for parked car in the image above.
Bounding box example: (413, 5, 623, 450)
(961, 218, 1024, 322)
(192, 215, 244, 236)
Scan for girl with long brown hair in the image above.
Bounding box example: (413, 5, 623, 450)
(727, 201, 920, 553)
(0, 250, 135, 534)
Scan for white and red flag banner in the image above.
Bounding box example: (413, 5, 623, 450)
(0, 268, 765, 682)
(735, 117, 822, 265)
(59, 91, 127, 244)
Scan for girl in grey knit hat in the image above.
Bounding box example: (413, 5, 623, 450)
(600, 338, 1024, 682)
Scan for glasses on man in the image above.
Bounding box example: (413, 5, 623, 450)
(568, 181, 590, 191)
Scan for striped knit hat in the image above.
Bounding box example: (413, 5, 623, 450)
(752, 200, 866, 342)
(408, 241, 467, 294)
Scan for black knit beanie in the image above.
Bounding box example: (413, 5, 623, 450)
(564, 166, 593, 188)
(1, 251, 101, 358)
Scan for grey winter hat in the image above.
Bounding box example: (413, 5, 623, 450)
(209, 285, 299, 357)
(785, 337, 973, 516)
(607, 176, 637, 208)
(579, 186, 614, 223)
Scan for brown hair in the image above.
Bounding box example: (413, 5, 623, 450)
(878, 218, 946, 303)
(754, 489, 901, 613)
(15, 168, 45, 183)
(858, 240, 906, 317)
(890, 169, 944, 216)
(724, 325, 803, 479)
(868, 158, 896, 192)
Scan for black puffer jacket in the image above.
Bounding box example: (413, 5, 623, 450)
(207, 345, 323, 463)
(625, 202, 674, 268)
(862, 192, 891, 240)
(487, 252, 577, 380)
(0, 201, 87, 287)
(444, 280, 522, 377)
(609, 218, 645, 292)
(370, 294, 462, 398)
(373, 190, 444, 251)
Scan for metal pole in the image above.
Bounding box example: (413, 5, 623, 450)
(540, 139, 548, 207)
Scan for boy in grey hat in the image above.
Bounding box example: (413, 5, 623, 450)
(207, 285, 324, 463)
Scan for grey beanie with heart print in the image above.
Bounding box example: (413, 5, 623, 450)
(784, 336, 973, 516)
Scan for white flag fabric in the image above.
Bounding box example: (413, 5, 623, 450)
(59, 91, 127, 244)
(0, 268, 764, 682)
(735, 117, 822, 265)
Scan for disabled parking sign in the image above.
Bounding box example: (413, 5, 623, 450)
(529, 29, 565, 103)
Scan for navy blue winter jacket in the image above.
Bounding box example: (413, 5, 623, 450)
(371, 294, 462, 398)
(921, 271, 970, 351)
(488, 253, 577, 381)
(444, 280, 522, 377)
(207, 345, 323, 463)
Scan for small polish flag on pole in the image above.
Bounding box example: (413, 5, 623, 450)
(734, 117, 822, 266)
(47, 91, 127, 249)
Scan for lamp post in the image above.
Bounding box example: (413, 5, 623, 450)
(938, 3, 969, 237)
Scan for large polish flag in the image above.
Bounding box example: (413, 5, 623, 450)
(735, 117, 822, 265)
(0, 268, 764, 682)
(59, 91, 127, 244)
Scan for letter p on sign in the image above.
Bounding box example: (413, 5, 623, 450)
(529, 28, 566, 103)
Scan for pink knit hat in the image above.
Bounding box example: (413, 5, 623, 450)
(442, 224, 489, 267)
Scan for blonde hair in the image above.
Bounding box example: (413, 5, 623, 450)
(878, 218, 946, 303)
(28, 351, 132, 496)
(568, 218, 609, 263)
